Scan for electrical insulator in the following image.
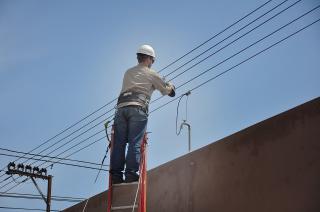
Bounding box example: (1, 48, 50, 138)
(33, 166, 40, 174)
(17, 163, 24, 171)
(40, 168, 47, 176)
(7, 162, 16, 171)
(25, 165, 32, 173)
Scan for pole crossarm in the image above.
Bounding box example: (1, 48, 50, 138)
(6, 170, 51, 180)
(5, 165, 53, 212)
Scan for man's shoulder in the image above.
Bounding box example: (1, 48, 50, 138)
(148, 68, 159, 76)
(127, 65, 158, 75)
(126, 65, 140, 72)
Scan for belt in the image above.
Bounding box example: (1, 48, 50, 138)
(117, 91, 150, 108)
(126, 105, 148, 114)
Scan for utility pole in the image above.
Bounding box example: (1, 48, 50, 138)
(6, 162, 53, 212)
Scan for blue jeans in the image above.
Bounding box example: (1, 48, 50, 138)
(110, 106, 148, 179)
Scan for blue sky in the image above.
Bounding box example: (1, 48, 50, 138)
(0, 0, 319, 211)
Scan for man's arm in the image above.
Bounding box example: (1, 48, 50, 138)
(150, 71, 175, 97)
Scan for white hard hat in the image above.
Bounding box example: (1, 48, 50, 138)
(137, 44, 155, 58)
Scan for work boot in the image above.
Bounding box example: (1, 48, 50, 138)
(111, 176, 124, 184)
(124, 172, 139, 183)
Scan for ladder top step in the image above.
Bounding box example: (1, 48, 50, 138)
(111, 205, 138, 210)
(112, 182, 138, 187)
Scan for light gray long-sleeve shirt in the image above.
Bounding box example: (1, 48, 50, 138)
(117, 64, 172, 108)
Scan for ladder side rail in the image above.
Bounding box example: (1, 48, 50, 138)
(138, 134, 147, 212)
(107, 126, 114, 212)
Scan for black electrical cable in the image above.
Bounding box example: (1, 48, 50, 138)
(0, 206, 60, 211)
(150, 0, 300, 105)
(3, 15, 319, 194)
(0, 108, 115, 179)
(189, 18, 320, 93)
(0, 0, 310, 193)
(0, 153, 109, 171)
(151, 18, 320, 114)
(0, 194, 84, 202)
(1, 3, 315, 190)
(167, 0, 300, 81)
(0, 128, 106, 188)
(0, 129, 106, 189)
(3, 4, 318, 192)
(1, 192, 85, 200)
(94, 147, 110, 183)
(0, 113, 113, 180)
(0, 0, 272, 177)
(59, 136, 107, 163)
(34, 124, 106, 162)
(164, 0, 290, 79)
(15, 111, 114, 167)
(158, 0, 273, 73)
(0, 147, 108, 167)
(13, 0, 281, 173)
(0, 97, 115, 169)
(0, 0, 294, 182)
(10, 176, 28, 184)
(0, 114, 115, 188)
(0, 0, 273, 184)
(175, 4, 320, 91)
(0, 136, 107, 192)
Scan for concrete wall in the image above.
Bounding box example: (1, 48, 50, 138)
(64, 97, 320, 212)
(63, 191, 107, 211)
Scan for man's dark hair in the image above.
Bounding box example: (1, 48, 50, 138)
(137, 53, 150, 63)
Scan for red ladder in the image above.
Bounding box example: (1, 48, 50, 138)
(107, 126, 147, 212)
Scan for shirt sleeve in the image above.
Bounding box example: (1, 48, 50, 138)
(149, 70, 172, 96)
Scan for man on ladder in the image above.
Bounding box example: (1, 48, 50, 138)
(110, 44, 176, 184)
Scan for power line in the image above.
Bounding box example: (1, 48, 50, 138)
(150, 0, 300, 104)
(0, 1, 273, 186)
(151, 16, 320, 115)
(167, 0, 297, 80)
(189, 18, 320, 93)
(175, 3, 320, 91)
(1, 192, 85, 200)
(10, 176, 28, 184)
(0, 0, 272, 178)
(158, 0, 273, 73)
(0, 136, 107, 193)
(0, 128, 107, 189)
(0, 206, 60, 212)
(0, 152, 109, 171)
(1, 2, 316, 192)
(0, 114, 113, 181)
(0, 193, 84, 202)
(0, 97, 115, 170)
(0, 147, 108, 167)
(10, 110, 113, 169)
(0, 132, 107, 190)
(0, 108, 114, 180)
(1, 0, 312, 194)
(0, 0, 291, 182)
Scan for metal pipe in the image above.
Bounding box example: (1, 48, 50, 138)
(181, 121, 191, 152)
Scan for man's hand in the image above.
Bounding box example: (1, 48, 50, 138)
(166, 82, 176, 97)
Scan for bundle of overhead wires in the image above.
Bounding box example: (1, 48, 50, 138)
(1, 1, 319, 210)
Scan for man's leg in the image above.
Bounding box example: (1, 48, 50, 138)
(125, 107, 148, 182)
(110, 108, 128, 184)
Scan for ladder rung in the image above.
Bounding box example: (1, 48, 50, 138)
(112, 182, 139, 187)
(111, 205, 138, 210)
